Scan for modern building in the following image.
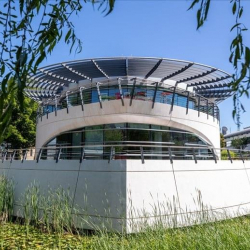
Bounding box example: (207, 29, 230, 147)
(4, 57, 250, 233)
(225, 127, 250, 149)
(25, 57, 233, 160)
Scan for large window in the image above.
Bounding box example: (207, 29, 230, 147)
(44, 123, 209, 159)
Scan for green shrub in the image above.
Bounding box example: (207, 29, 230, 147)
(221, 149, 236, 160)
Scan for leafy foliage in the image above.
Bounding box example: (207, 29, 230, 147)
(2, 91, 38, 149)
(0, 0, 115, 145)
(221, 149, 236, 160)
(189, 0, 250, 128)
(0, 79, 16, 144)
(220, 133, 226, 148)
(231, 137, 249, 149)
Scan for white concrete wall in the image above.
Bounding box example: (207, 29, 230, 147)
(126, 159, 250, 232)
(1, 159, 249, 233)
(36, 99, 220, 150)
(0, 160, 127, 232)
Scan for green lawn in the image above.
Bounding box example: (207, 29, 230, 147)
(1, 216, 250, 249)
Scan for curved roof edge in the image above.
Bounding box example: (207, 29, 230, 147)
(25, 57, 233, 103)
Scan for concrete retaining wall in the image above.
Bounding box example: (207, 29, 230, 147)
(0, 159, 250, 233)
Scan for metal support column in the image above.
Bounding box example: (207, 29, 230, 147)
(152, 82, 159, 109)
(79, 87, 85, 111)
(186, 91, 190, 114)
(198, 96, 201, 117)
(206, 99, 209, 119)
(118, 78, 124, 106)
(66, 91, 70, 113)
(55, 96, 58, 116)
(96, 82, 103, 109)
(213, 103, 215, 122)
(46, 104, 49, 119)
(40, 105, 43, 121)
(130, 78, 136, 106)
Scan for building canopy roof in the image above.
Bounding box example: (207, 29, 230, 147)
(25, 57, 233, 103)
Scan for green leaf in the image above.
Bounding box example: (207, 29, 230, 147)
(245, 47, 250, 66)
(232, 2, 237, 15)
(204, 0, 211, 20)
(230, 23, 241, 32)
(239, 6, 243, 18)
(188, 0, 200, 10)
(65, 29, 71, 43)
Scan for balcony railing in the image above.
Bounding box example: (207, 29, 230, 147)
(1, 143, 249, 164)
(36, 77, 220, 122)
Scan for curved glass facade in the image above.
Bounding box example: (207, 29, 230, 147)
(45, 123, 210, 160)
(40, 84, 219, 120)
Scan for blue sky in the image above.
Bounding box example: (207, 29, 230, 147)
(44, 0, 250, 133)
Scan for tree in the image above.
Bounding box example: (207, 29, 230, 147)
(3, 94, 38, 149)
(220, 133, 226, 148)
(231, 137, 248, 149)
(0, 0, 114, 144)
(189, 0, 250, 129)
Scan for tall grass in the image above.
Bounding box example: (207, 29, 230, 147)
(22, 182, 76, 234)
(0, 175, 14, 222)
(1, 175, 250, 249)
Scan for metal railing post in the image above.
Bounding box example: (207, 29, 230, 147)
(211, 149, 217, 164)
(2, 151, 7, 163)
(22, 150, 27, 163)
(80, 147, 85, 163)
(192, 148, 197, 164)
(140, 146, 145, 164)
(168, 147, 173, 164)
(56, 148, 62, 163)
(108, 146, 114, 163)
(36, 149, 42, 163)
(239, 150, 244, 163)
(10, 150, 16, 163)
(227, 149, 233, 163)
